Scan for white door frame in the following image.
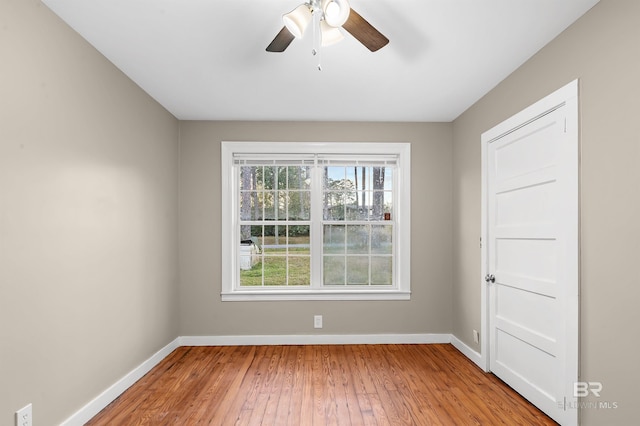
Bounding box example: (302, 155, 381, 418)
(480, 80, 580, 423)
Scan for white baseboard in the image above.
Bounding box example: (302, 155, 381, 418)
(450, 335, 484, 370)
(62, 333, 456, 424)
(60, 337, 180, 426)
(179, 333, 452, 346)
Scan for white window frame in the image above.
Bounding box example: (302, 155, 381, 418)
(221, 141, 411, 301)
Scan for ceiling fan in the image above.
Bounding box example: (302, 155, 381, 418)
(266, 0, 389, 54)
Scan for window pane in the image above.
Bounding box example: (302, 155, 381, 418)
(323, 225, 345, 254)
(288, 225, 310, 250)
(263, 166, 276, 190)
(240, 191, 264, 220)
(371, 256, 392, 285)
(277, 166, 287, 189)
(239, 192, 250, 220)
(263, 191, 276, 220)
(247, 225, 260, 241)
(288, 166, 311, 190)
(240, 166, 258, 190)
(253, 193, 264, 220)
(384, 191, 393, 220)
(277, 190, 286, 220)
(264, 257, 286, 285)
(372, 167, 387, 190)
(344, 167, 356, 185)
(372, 167, 391, 220)
(371, 225, 392, 254)
(239, 261, 262, 286)
(346, 225, 369, 254)
(262, 225, 285, 254)
(288, 256, 310, 285)
(371, 190, 385, 220)
(383, 167, 393, 190)
(239, 233, 262, 286)
(345, 197, 366, 220)
(323, 256, 345, 285)
(324, 191, 345, 220)
(324, 166, 345, 189)
(347, 256, 368, 285)
(346, 167, 371, 192)
(351, 167, 370, 221)
(288, 191, 310, 220)
(344, 185, 357, 208)
(240, 224, 251, 241)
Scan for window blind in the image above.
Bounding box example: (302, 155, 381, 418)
(233, 153, 398, 167)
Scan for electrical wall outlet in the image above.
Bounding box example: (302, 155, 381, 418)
(314, 315, 323, 329)
(16, 404, 32, 426)
(473, 330, 480, 344)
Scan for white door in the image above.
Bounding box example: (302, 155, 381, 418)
(482, 81, 579, 426)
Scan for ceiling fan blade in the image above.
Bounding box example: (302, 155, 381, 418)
(266, 26, 295, 52)
(342, 8, 389, 52)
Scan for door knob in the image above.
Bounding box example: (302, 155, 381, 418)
(485, 274, 495, 283)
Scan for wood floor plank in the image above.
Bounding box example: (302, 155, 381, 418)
(384, 345, 452, 425)
(358, 345, 405, 425)
(334, 346, 365, 426)
(86, 344, 558, 426)
(259, 346, 286, 424)
(274, 345, 296, 424)
(285, 345, 304, 425)
(311, 346, 329, 425)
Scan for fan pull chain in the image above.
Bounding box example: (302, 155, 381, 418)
(312, 8, 322, 71)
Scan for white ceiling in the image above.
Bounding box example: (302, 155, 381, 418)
(42, 0, 599, 122)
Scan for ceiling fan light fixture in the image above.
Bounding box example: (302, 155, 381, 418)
(267, 0, 388, 56)
(283, 4, 313, 39)
(320, 20, 344, 46)
(321, 0, 350, 27)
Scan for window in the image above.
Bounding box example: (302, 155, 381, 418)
(221, 142, 410, 301)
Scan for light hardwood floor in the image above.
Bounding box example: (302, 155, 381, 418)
(86, 344, 556, 425)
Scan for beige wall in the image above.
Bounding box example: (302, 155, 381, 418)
(0, 1, 179, 424)
(178, 121, 453, 336)
(452, 0, 639, 424)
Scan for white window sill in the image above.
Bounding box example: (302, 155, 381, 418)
(221, 289, 411, 302)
